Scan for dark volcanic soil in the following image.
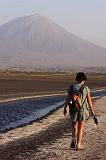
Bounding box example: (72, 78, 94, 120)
(0, 73, 106, 101)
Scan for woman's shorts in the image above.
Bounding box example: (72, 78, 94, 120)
(70, 110, 89, 122)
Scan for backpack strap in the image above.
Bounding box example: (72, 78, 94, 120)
(79, 84, 86, 94)
(79, 84, 88, 109)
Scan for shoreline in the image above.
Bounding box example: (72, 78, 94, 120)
(0, 88, 105, 133)
(0, 87, 105, 104)
(0, 96, 105, 159)
(0, 88, 104, 133)
(0, 91, 65, 105)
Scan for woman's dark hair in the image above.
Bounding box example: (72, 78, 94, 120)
(75, 72, 87, 82)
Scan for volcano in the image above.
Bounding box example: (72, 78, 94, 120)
(0, 14, 106, 70)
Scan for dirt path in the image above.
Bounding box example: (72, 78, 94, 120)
(0, 97, 105, 160)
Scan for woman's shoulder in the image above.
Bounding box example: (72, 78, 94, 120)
(84, 85, 90, 93)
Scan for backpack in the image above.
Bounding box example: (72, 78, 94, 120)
(68, 84, 85, 112)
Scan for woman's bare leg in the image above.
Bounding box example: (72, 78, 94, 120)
(77, 121, 85, 145)
(72, 121, 78, 140)
(70, 121, 78, 148)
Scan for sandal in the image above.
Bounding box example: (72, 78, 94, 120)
(76, 143, 85, 150)
(70, 140, 76, 149)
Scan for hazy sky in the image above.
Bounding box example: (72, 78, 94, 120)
(0, 0, 106, 48)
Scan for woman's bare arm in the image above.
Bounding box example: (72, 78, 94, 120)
(63, 93, 70, 116)
(86, 92, 95, 115)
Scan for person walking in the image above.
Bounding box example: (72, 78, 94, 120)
(63, 72, 95, 150)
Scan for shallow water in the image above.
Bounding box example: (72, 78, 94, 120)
(0, 95, 65, 131)
(91, 89, 106, 97)
(0, 89, 106, 132)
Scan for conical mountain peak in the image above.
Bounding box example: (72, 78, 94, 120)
(0, 14, 106, 70)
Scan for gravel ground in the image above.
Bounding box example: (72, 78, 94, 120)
(0, 97, 105, 160)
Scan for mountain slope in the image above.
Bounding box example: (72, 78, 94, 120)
(0, 14, 106, 70)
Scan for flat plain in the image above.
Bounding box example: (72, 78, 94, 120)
(0, 71, 106, 101)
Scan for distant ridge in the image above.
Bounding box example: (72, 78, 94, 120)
(0, 13, 106, 71)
